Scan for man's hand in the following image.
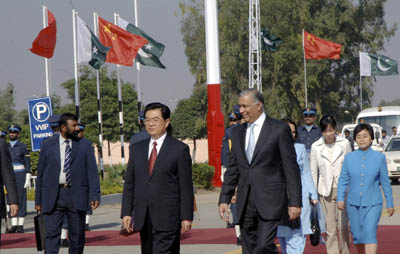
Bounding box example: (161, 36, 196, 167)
(181, 220, 192, 233)
(387, 208, 395, 217)
(35, 205, 41, 213)
(122, 216, 133, 233)
(219, 203, 230, 222)
(9, 204, 19, 217)
(337, 201, 345, 210)
(90, 200, 100, 210)
(310, 199, 318, 205)
(288, 207, 301, 220)
(231, 195, 237, 204)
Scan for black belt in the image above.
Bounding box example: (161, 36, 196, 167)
(59, 184, 71, 188)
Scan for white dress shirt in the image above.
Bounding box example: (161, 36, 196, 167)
(148, 132, 167, 159)
(59, 135, 72, 184)
(245, 112, 266, 150)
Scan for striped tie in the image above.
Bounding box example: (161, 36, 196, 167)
(64, 140, 72, 185)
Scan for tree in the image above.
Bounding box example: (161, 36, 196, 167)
(378, 98, 400, 107)
(0, 83, 16, 129)
(60, 66, 139, 144)
(171, 86, 208, 161)
(179, 0, 396, 124)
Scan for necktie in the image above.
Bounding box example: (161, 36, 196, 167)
(64, 140, 72, 185)
(148, 141, 157, 175)
(246, 124, 255, 163)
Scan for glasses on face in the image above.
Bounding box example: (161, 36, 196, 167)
(9, 131, 18, 134)
(144, 117, 163, 124)
(304, 114, 314, 118)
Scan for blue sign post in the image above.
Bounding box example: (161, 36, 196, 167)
(27, 97, 53, 151)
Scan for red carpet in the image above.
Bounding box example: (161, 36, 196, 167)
(1, 226, 400, 253)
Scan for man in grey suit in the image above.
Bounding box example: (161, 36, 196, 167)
(219, 89, 302, 253)
(0, 135, 19, 240)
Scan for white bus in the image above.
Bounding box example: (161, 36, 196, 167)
(356, 106, 400, 134)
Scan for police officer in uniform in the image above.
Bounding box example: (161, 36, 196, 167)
(297, 107, 321, 155)
(129, 111, 150, 146)
(7, 124, 31, 233)
(77, 123, 93, 231)
(220, 105, 242, 245)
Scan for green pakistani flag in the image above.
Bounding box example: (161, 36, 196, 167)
(260, 28, 282, 51)
(77, 16, 110, 70)
(117, 17, 166, 69)
(360, 52, 398, 76)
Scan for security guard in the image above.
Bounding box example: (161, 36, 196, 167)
(297, 107, 322, 154)
(220, 105, 242, 245)
(0, 130, 7, 138)
(77, 123, 92, 231)
(7, 124, 31, 233)
(48, 114, 61, 134)
(129, 111, 150, 146)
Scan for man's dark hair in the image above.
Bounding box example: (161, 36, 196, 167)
(281, 118, 298, 139)
(353, 123, 374, 141)
(59, 113, 78, 127)
(144, 102, 171, 120)
(382, 130, 387, 134)
(319, 115, 337, 132)
(392, 126, 397, 130)
(239, 88, 264, 105)
(344, 129, 350, 135)
(144, 102, 173, 134)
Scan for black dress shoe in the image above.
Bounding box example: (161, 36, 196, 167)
(237, 236, 242, 246)
(85, 224, 90, 231)
(16, 226, 24, 233)
(227, 223, 235, 228)
(8, 226, 17, 233)
(61, 239, 69, 248)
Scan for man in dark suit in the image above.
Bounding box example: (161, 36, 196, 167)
(35, 113, 101, 254)
(121, 102, 194, 254)
(0, 136, 18, 240)
(218, 89, 302, 253)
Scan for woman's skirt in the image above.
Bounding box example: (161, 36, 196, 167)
(346, 203, 382, 244)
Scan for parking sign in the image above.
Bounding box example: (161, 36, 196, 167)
(27, 97, 53, 151)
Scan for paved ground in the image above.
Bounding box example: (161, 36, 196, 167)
(3, 184, 400, 253)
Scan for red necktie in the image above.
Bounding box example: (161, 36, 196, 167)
(148, 141, 157, 175)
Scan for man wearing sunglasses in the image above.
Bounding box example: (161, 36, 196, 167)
(297, 107, 321, 155)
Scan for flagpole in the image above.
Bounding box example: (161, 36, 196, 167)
(302, 29, 308, 108)
(72, 10, 80, 119)
(94, 12, 105, 179)
(114, 12, 126, 166)
(42, 6, 50, 96)
(134, 0, 143, 119)
(360, 75, 363, 111)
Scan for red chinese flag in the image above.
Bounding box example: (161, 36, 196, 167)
(30, 10, 57, 58)
(98, 17, 148, 66)
(303, 31, 341, 60)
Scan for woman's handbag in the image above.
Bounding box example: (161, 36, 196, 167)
(310, 204, 321, 246)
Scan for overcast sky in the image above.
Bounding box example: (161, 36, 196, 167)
(0, 0, 399, 111)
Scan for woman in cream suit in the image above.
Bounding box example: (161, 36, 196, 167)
(310, 115, 352, 254)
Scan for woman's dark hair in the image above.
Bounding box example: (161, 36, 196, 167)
(353, 123, 374, 141)
(319, 115, 337, 132)
(144, 102, 173, 134)
(281, 118, 298, 140)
